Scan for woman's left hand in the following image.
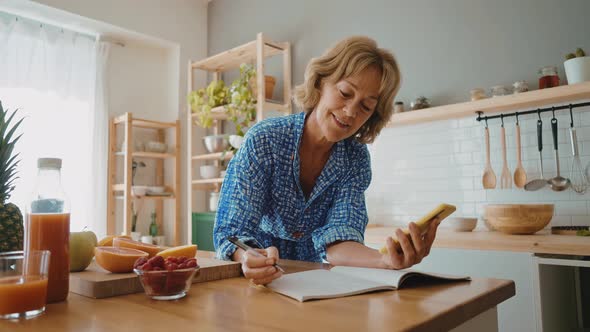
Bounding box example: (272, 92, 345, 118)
(380, 218, 440, 270)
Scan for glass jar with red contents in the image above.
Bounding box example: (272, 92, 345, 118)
(538, 66, 560, 89)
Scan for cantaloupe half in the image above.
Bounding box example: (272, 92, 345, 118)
(94, 246, 148, 273)
(97, 235, 131, 247)
(156, 244, 198, 259)
(112, 237, 162, 257)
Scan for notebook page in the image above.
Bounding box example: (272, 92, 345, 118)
(267, 269, 393, 302)
(330, 266, 407, 287)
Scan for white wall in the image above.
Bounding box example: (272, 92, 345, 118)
(207, 0, 590, 228)
(368, 105, 590, 228)
(21, 0, 209, 242)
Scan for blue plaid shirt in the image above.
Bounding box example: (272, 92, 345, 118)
(213, 112, 371, 262)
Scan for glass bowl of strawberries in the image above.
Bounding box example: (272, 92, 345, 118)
(133, 255, 199, 300)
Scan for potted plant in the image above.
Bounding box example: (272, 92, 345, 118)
(187, 79, 229, 128)
(213, 63, 258, 158)
(564, 48, 590, 84)
(226, 63, 257, 137)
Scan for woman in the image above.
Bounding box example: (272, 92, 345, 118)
(213, 36, 441, 285)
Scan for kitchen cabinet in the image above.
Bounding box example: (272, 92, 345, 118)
(186, 32, 291, 244)
(107, 112, 181, 245)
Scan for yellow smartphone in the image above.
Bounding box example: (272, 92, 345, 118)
(379, 203, 456, 254)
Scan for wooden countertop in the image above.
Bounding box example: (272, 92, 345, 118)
(365, 227, 590, 256)
(2, 259, 514, 332)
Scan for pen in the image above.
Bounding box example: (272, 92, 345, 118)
(227, 236, 285, 273)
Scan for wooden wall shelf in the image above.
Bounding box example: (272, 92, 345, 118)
(192, 151, 234, 161)
(187, 32, 292, 244)
(107, 112, 181, 246)
(191, 40, 287, 72)
(115, 151, 176, 159)
(388, 81, 590, 127)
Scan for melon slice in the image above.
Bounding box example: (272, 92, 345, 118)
(97, 235, 131, 247)
(156, 244, 198, 259)
(94, 246, 148, 273)
(113, 237, 162, 257)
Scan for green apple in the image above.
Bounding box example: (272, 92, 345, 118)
(69, 229, 98, 272)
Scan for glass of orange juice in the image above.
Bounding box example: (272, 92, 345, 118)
(0, 250, 50, 320)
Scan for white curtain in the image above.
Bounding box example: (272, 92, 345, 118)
(0, 13, 110, 236)
(90, 41, 110, 238)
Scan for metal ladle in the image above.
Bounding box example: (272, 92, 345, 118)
(525, 110, 548, 191)
(548, 108, 570, 192)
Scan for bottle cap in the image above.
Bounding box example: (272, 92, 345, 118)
(38, 158, 62, 169)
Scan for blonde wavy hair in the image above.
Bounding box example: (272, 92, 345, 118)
(294, 36, 401, 144)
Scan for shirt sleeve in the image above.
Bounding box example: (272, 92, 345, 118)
(213, 126, 272, 260)
(311, 145, 371, 261)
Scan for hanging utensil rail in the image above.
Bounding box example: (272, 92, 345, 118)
(475, 101, 590, 123)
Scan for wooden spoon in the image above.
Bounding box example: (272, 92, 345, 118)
(482, 127, 497, 189)
(500, 124, 512, 189)
(513, 122, 527, 188)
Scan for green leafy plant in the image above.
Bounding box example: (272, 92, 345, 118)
(187, 80, 229, 128)
(565, 48, 586, 60)
(0, 101, 24, 253)
(225, 64, 257, 136)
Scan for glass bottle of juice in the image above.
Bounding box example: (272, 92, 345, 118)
(25, 158, 70, 303)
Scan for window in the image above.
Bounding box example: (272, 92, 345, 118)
(1, 12, 108, 234)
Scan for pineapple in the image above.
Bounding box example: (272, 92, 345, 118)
(0, 101, 24, 253)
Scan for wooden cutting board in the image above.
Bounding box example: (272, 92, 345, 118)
(70, 256, 241, 299)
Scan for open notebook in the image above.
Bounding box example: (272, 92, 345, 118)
(267, 267, 470, 302)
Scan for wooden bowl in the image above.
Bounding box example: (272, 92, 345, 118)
(484, 204, 554, 234)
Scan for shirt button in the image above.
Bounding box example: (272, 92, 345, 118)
(292, 232, 304, 239)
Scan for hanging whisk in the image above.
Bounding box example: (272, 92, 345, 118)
(568, 105, 588, 194)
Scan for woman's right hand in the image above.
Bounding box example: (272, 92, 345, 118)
(234, 246, 283, 285)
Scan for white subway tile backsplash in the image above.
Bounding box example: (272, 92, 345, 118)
(555, 201, 588, 216)
(452, 152, 473, 165)
(550, 216, 572, 227)
(368, 101, 590, 225)
(580, 111, 590, 126)
(572, 215, 590, 226)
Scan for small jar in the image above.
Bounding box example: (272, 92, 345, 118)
(410, 96, 430, 110)
(512, 80, 529, 93)
(470, 88, 487, 101)
(538, 66, 559, 89)
(209, 192, 220, 212)
(490, 85, 510, 97)
(393, 101, 405, 113)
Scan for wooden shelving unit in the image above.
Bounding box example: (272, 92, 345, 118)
(107, 112, 181, 246)
(186, 32, 291, 244)
(388, 81, 590, 126)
